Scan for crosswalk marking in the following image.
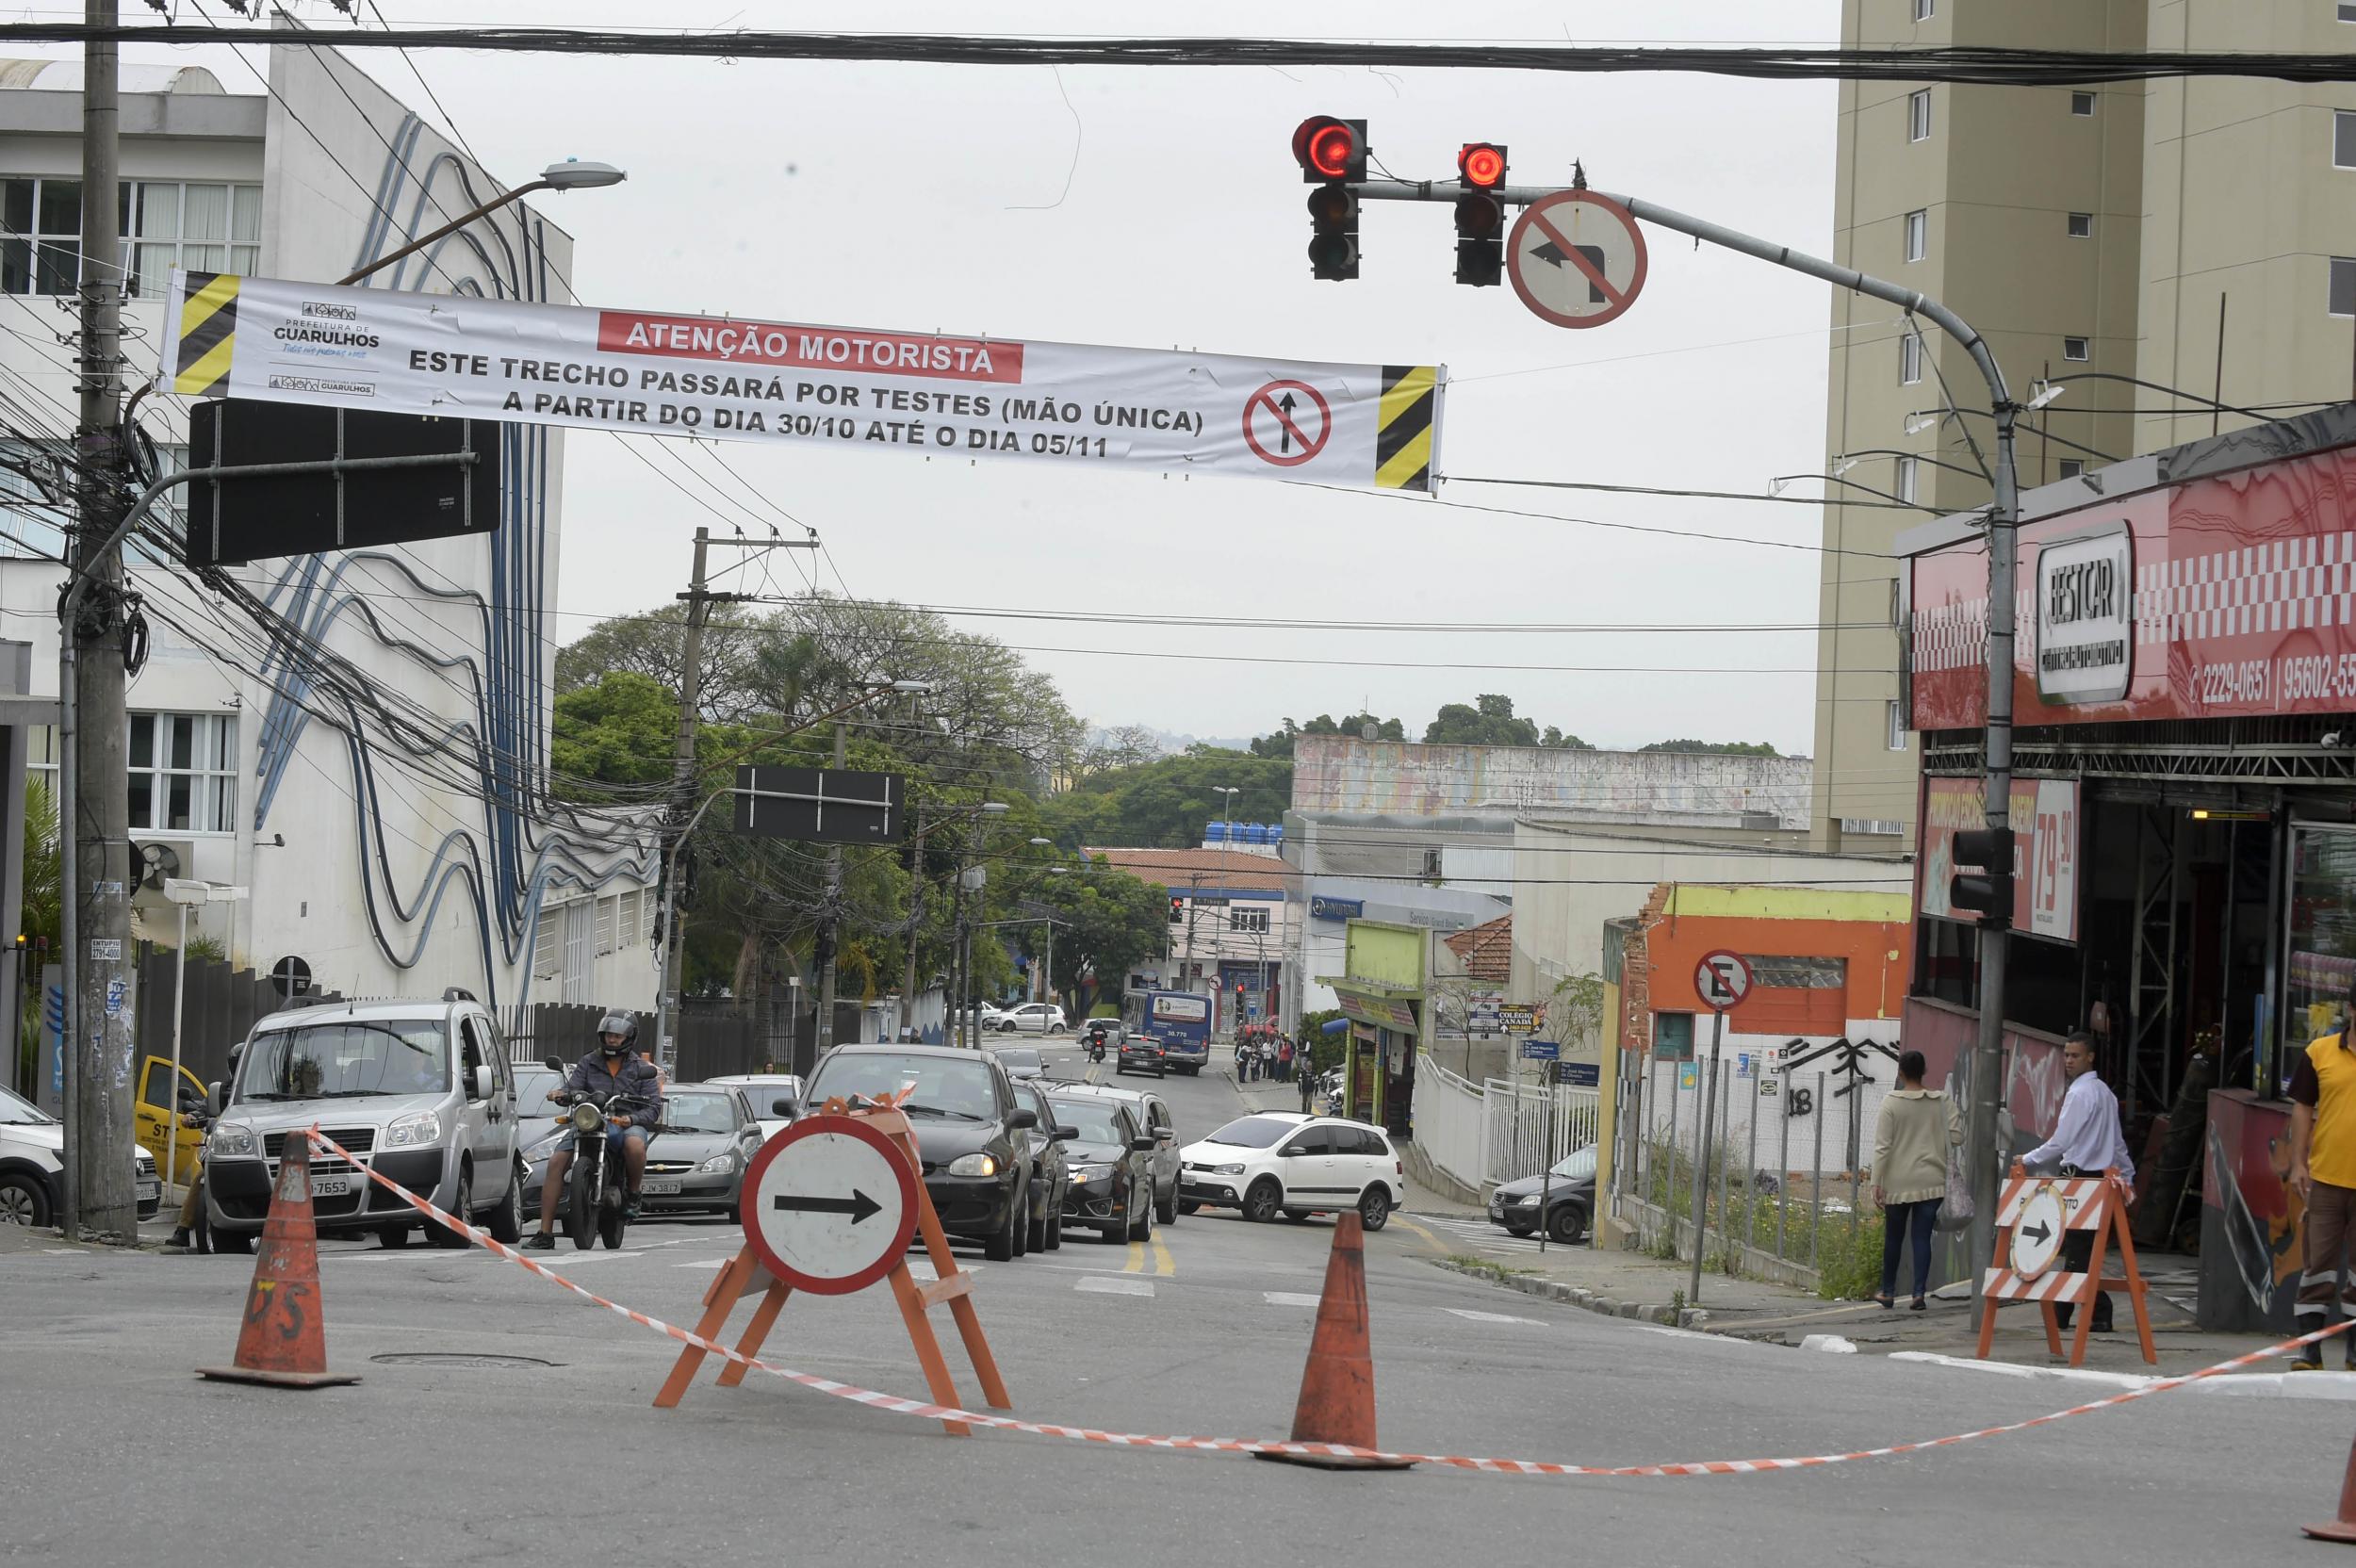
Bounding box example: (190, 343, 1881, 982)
(1264, 1291, 1321, 1307)
(1076, 1275, 1154, 1297)
(1444, 1307, 1546, 1326)
(1404, 1211, 1552, 1254)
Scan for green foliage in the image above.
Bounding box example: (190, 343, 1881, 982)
(1539, 726, 1594, 749)
(1638, 739, 1780, 756)
(1423, 693, 1540, 748)
(185, 934, 227, 963)
(1250, 711, 1403, 759)
(19, 775, 57, 949)
(551, 671, 680, 794)
(1296, 1008, 1345, 1074)
(1015, 858, 1170, 1017)
(1044, 750, 1291, 848)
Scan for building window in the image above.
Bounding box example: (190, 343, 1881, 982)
(1228, 906, 1269, 934)
(2334, 256, 2356, 317)
(2338, 109, 2356, 170)
(2068, 212, 2092, 238)
(1899, 332, 1923, 384)
(128, 712, 237, 834)
(1887, 700, 1908, 751)
(1914, 0, 1935, 17)
(0, 178, 260, 297)
(617, 889, 641, 948)
(2341, 1, 2356, 19)
(1904, 208, 1927, 262)
(2063, 335, 2090, 361)
(1895, 454, 1919, 504)
(594, 895, 617, 956)
(1908, 90, 1932, 142)
(2058, 458, 2086, 479)
(2070, 91, 2096, 116)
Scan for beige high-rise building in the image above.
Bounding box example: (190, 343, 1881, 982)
(1809, 0, 2356, 850)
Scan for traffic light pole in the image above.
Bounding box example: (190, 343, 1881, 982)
(1354, 172, 2023, 1295)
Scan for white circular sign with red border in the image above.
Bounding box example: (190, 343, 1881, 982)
(1693, 950, 1753, 1013)
(740, 1114, 917, 1296)
(1241, 379, 1332, 467)
(1507, 189, 1648, 330)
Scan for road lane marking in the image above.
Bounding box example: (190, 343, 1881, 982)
(1265, 1291, 1321, 1307)
(676, 1258, 730, 1270)
(1444, 1307, 1546, 1326)
(1390, 1215, 1450, 1256)
(1150, 1234, 1175, 1277)
(1076, 1275, 1154, 1297)
(1121, 1241, 1146, 1273)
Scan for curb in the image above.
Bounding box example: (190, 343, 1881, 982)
(1888, 1349, 2356, 1400)
(1432, 1257, 1710, 1331)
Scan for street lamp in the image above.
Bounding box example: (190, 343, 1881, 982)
(160, 878, 245, 1193)
(1212, 786, 1240, 828)
(902, 800, 1007, 1039)
(341, 158, 627, 286)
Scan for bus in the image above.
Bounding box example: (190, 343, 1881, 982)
(1124, 988, 1210, 1075)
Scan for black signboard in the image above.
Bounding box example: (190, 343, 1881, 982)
(184, 399, 501, 567)
(732, 765, 904, 845)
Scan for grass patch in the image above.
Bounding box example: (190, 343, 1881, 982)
(1441, 1252, 1538, 1282)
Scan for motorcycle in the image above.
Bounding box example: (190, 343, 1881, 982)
(1085, 1023, 1109, 1063)
(540, 1055, 659, 1251)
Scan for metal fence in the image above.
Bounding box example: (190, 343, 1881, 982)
(1415, 1055, 1488, 1191)
(1416, 1053, 1603, 1194)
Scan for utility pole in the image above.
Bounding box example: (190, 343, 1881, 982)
(814, 719, 845, 1056)
(61, 2, 132, 1240)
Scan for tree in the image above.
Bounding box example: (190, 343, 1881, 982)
(1423, 694, 1541, 748)
(1539, 726, 1595, 750)
(1638, 739, 1781, 757)
(1022, 863, 1170, 1017)
(1074, 724, 1163, 778)
(1043, 750, 1291, 848)
(1251, 710, 1403, 759)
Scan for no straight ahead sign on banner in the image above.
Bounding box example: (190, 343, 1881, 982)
(163, 271, 1443, 493)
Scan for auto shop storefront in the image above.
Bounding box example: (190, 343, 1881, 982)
(1902, 407, 2356, 1332)
(1320, 919, 1426, 1139)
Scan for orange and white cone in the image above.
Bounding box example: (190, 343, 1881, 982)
(2306, 1429, 2356, 1543)
(1255, 1210, 1413, 1471)
(196, 1132, 359, 1390)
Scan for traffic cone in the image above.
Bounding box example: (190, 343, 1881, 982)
(2305, 1429, 2356, 1543)
(1255, 1210, 1413, 1471)
(197, 1132, 359, 1390)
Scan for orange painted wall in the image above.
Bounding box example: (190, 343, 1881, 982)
(1644, 913, 1911, 1033)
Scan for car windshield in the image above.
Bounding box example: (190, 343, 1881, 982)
(0, 1085, 55, 1125)
(1549, 1146, 1598, 1182)
(1049, 1099, 1128, 1145)
(807, 1054, 998, 1120)
(514, 1068, 561, 1108)
(996, 1048, 1042, 1073)
(1203, 1115, 1295, 1149)
(665, 1092, 739, 1135)
(237, 1018, 449, 1101)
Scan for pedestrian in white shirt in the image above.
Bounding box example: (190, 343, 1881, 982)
(2020, 1030, 2135, 1334)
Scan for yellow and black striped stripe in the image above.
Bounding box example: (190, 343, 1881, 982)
(173, 271, 240, 397)
(1375, 364, 1435, 492)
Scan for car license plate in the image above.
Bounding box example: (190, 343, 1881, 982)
(642, 1177, 682, 1195)
(309, 1174, 352, 1197)
(137, 1180, 159, 1201)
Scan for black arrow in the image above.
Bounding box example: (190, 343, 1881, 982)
(2021, 1219, 2052, 1246)
(772, 1189, 882, 1224)
(1277, 392, 1298, 453)
(1531, 239, 1570, 267)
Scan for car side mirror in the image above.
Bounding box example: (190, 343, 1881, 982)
(205, 1083, 225, 1117)
(1281, 1145, 1308, 1157)
(542, 1055, 564, 1073)
(471, 1064, 494, 1101)
(770, 1097, 797, 1118)
(1128, 1135, 1157, 1153)
(1055, 1125, 1080, 1141)
(1007, 1107, 1038, 1131)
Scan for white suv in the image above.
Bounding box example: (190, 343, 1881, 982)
(1177, 1112, 1403, 1232)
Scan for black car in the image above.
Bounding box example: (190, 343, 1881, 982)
(1116, 1033, 1166, 1078)
(1487, 1145, 1597, 1245)
(800, 1045, 1039, 1262)
(1045, 1091, 1157, 1243)
(1017, 1080, 1072, 1251)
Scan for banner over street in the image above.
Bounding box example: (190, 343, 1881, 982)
(163, 271, 1442, 493)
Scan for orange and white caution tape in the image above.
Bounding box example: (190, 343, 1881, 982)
(306, 1126, 2354, 1478)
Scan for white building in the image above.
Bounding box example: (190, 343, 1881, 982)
(1085, 846, 1291, 1034)
(0, 46, 657, 1009)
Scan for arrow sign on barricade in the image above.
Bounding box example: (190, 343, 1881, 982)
(1976, 1167, 2154, 1368)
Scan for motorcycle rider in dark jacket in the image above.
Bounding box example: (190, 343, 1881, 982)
(522, 1014, 663, 1249)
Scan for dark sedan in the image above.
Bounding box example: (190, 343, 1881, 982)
(637, 1085, 764, 1220)
(1017, 1079, 1071, 1251)
(801, 1045, 1039, 1261)
(1116, 1034, 1166, 1078)
(1045, 1092, 1155, 1243)
(1487, 1145, 1597, 1245)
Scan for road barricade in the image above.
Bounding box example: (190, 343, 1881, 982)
(1975, 1165, 2154, 1368)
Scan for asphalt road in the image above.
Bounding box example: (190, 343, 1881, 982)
(3, 1037, 2346, 1565)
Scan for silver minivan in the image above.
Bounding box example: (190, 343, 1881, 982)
(202, 990, 527, 1252)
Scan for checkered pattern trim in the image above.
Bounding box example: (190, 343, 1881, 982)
(2135, 532, 2356, 645)
(1912, 598, 1988, 674)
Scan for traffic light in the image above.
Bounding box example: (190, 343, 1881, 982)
(1948, 826, 2016, 923)
(1293, 115, 1365, 281)
(1170, 895, 1185, 924)
(1453, 141, 1506, 286)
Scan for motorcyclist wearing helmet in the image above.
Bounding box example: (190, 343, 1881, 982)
(522, 1013, 663, 1250)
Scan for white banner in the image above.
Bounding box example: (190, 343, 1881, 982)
(164, 271, 1441, 493)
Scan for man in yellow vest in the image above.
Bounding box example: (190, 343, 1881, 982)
(2289, 976, 2356, 1371)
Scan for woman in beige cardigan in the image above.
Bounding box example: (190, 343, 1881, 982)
(1872, 1049, 1964, 1311)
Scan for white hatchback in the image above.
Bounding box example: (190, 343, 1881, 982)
(1177, 1112, 1404, 1232)
(998, 1003, 1068, 1035)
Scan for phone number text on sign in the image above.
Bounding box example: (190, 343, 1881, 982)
(2197, 653, 2356, 710)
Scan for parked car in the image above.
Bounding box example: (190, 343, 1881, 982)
(799, 1044, 1038, 1261)
(1043, 1089, 1156, 1242)
(707, 1072, 804, 1139)
(636, 1084, 764, 1221)
(1044, 1081, 1180, 1223)
(1488, 1145, 1597, 1244)
(1116, 1033, 1167, 1079)
(994, 1046, 1045, 1082)
(203, 992, 529, 1253)
(999, 1003, 1068, 1035)
(1, 1085, 161, 1226)
(1177, 1112, 1404, 1231)
(1016, 1080, 1072, 1250)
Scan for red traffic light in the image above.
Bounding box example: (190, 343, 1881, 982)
(1458, 142, 1507, 189)
(1293, 115, 1362, 181)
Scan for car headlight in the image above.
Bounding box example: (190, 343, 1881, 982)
(207, 1125, 257, 1158)
(696, 1152, 737, 1174)
(384, 1110, 443, 1148)
(946, 1152, 998, 1177)
(1211, 1163, 1246, 1176)
(1071, 1163, 1113, 1184)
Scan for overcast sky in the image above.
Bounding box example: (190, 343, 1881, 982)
(114, 1, 1847, 754)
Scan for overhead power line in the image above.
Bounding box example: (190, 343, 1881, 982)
(1, 25, 2351, 86)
